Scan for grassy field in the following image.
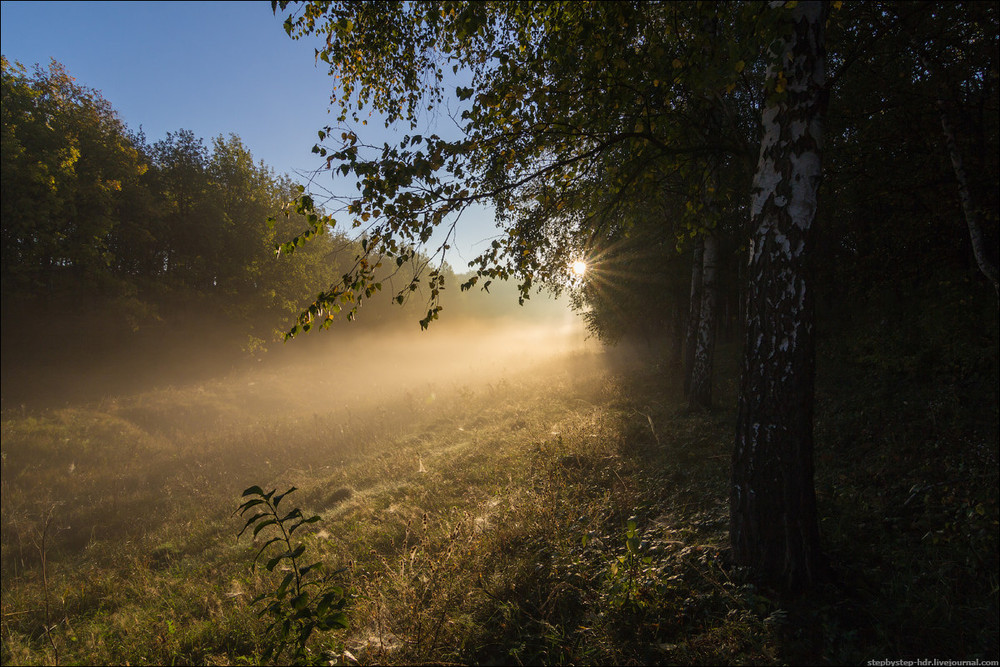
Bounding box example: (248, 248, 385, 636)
(1, 341, 997, 665)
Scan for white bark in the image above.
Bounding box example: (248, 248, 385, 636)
(683, 237, 705, 394)
(934, 99, 1000, 299)
(731, 0, 826, 593)
(689, 233, 718, 410)
(914, 50, 1000, 300)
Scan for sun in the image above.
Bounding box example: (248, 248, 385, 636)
(571, 260, 587, 277)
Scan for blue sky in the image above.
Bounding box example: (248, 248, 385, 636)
(0, 0, 498, 264)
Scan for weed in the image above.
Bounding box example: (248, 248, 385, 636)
(235, 485, 348, 664)
(31, 505, 61, 667)
(601, 515, 657, 612)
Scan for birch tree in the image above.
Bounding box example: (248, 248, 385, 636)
(731, 0, 828, 593)
(904, 3, 1000, 301)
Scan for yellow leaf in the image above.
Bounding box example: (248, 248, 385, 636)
(735, 60, 745, 73)
(672, 58, 683, 69)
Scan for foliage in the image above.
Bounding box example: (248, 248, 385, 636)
(1, 56, 146, 293)
(267, 0, 999, 374)
(235, 485, 348, 664)
(270, 0, 765, 333)
(816, 1, 999, 316)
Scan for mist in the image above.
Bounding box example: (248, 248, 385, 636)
(132, 313, 593, 439)
(1, 289, 593, 432)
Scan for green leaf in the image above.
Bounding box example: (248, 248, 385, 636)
(265, 544, 306, 572)
(297, 621, 317, 648)
(253, 537, 283, 570)
(238, 498, 266, 513)
(235, 497, 266, 518)
(298, 561, 321, 578)
(289, 515, 321, 534)
(253, 518, 278, 539)
(275, 572, 295, 599)
(279, 508, 304, 524)
(237, 511, 268, 539)
(320, 610, 349, 630)
(272, 486, 298, 509)
(266, 551, 289, 572)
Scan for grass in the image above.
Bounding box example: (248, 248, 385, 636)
(1, 341, 997, 665)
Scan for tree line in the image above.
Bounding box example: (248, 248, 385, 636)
(1, 56, 468, 351)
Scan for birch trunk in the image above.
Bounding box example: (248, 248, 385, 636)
(683, 237, 705, 394)
(731, 0, 826, 593)
(689, 233, 718, 410)
(914, 49, 1000, 300)
(934, 99, 1000, 299)
(670, 300, 685, 369)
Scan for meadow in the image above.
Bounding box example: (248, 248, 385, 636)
(1, 331, 997, 665)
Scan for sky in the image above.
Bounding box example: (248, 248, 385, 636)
(0, 0, 499, 264)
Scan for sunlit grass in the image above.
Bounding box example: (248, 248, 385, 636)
(1, 339, 996, 665)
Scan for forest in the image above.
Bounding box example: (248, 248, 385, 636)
(1, 1, 998, 665)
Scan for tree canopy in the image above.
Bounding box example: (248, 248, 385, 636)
(271, 1, 778, 331)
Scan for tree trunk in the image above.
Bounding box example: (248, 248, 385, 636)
(670, 299, 685, 369)
(911, 48, 1000, 301)
(683, 237, 705, 394)
(934, 99, 1000, 300)
(689, 233, 718, 410)
(731, 0, 827, 594)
